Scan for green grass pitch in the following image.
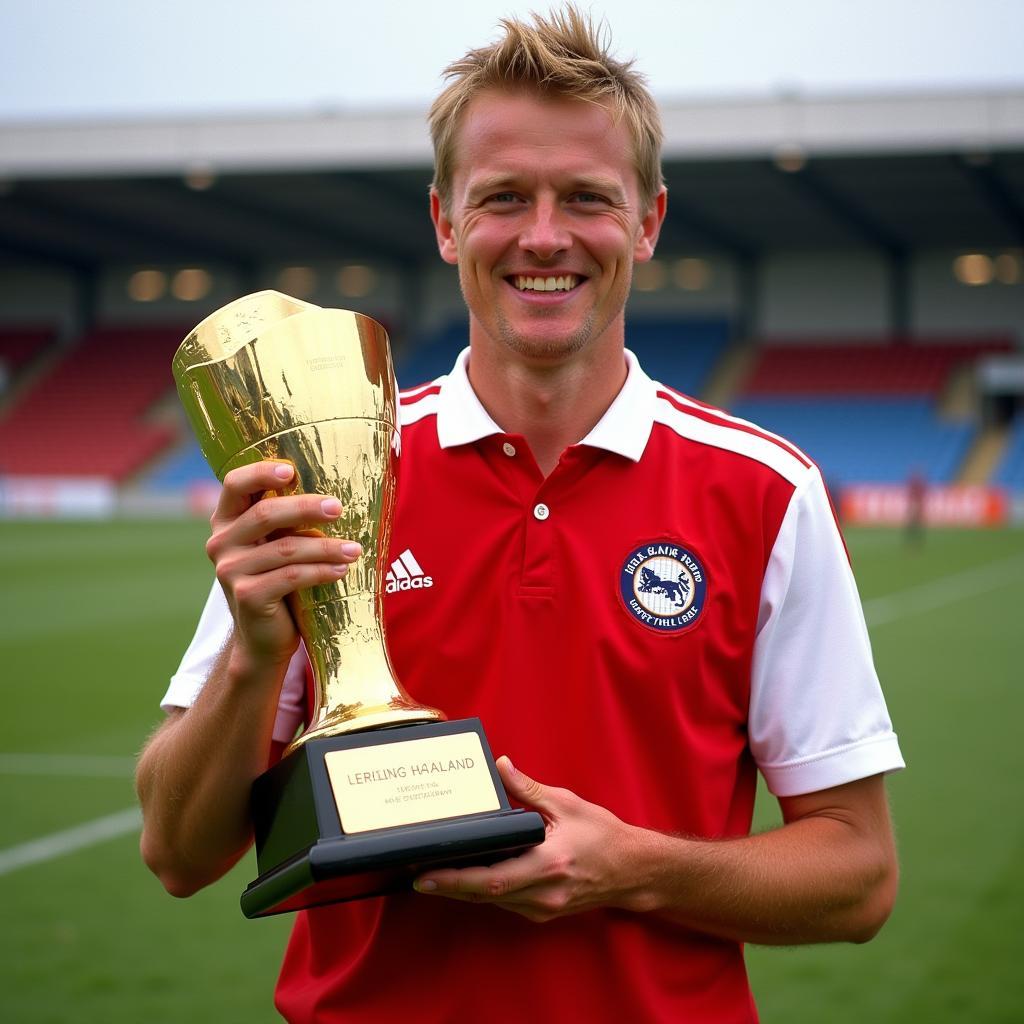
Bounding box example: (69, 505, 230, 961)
(1, 519, 1022, 1022)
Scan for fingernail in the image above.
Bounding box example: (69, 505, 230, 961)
(332, 564, 349, 576)
(414, 879, 437, 893)
(274, 463, 294, 480)
(321, 498, 342, 516)
(341, 542, 361, 558)
(504, 757, 517, 776)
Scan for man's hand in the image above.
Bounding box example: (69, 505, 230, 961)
(413, 757, 650, 922)
(413, 762, 898, 943)
(206, 460, 362, 666)
(138, 459, 363, 897)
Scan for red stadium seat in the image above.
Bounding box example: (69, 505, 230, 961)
(0, 326, 186, 481)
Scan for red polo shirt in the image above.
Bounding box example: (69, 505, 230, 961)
(167, 348, 903, 1023)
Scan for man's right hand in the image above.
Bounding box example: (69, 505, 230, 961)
(205, 460, 362, 667)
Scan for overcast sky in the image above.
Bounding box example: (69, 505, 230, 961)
(2, 0, 1022, 122)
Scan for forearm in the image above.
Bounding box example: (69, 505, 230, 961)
(416, 765, 898, 943)
(628, 809, 898, 945)
(136, 635, 291, 897)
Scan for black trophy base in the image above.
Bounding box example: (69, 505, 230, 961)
(240, 718, 545, 918)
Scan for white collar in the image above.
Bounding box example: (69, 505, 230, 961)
(436, 347, 656, 463)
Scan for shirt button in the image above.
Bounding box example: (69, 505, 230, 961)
(502, 442, 516, 457)
(533, 503, 550, 521)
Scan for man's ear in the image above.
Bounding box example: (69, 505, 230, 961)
(633, 186, 668, 263)
(430, 188, 459, 266)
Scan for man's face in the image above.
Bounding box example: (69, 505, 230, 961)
(431, 90, 665, 366)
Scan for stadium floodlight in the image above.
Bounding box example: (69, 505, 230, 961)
(171, 269, 212, 302)
(673, 258, 712, 292)
(772, 145, 807, 173)
(184, 165, 217, 191)
(994, 253, 1021, 285)
(953, 253, 995, 287)
(336, 264, 376, 298)
(277, 266, 318, 298)
(632, 259, 666, 292)
(127, 269, 167, 302)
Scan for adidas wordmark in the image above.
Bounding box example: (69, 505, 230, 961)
(385, 549, 433, 594)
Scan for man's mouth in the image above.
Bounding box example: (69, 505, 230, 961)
(511, 274, 582, 293)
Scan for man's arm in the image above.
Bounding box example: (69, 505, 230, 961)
(136, 638, 289, 897)
(414, 758, 898, 945)
(136, 460, 359, 897)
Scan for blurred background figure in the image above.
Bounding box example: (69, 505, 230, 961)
(906, 468, 927, 545)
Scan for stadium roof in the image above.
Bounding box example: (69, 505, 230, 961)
(1, 89, 1022, 274)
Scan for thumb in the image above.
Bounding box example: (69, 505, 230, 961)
(496, 755, 559, 816)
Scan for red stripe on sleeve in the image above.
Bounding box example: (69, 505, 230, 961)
(655, 389, 812, 469)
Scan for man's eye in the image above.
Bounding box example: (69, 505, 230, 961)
(573, 192, 606, 204)
(488, 192, 519, 203)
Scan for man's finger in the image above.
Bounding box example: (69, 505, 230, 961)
(230, 561, 355, 611)
(414, 845, 546, 900)
(219, 534, 361, 579)
(214, 461, 296, 523)
(496, 756, 563, 819)
(229, 492, 343, 547)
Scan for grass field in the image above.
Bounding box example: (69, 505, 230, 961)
(1, 519, 1022, 1022)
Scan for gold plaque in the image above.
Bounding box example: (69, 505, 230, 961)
(325, 733, 501, 834)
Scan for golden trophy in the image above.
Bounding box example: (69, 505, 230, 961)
(173, 291, 543, 918)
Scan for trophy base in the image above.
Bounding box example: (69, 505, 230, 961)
(241, 719, 545, 918)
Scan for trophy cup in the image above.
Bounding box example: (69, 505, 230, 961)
(172, 291, 544, 918)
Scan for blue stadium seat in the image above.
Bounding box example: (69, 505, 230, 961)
(993, 418, 1024, 487)
(728, 397, 974, 486)
(626, 317, 731, 397)
(394, 323, 467, 389)
(394, 317, 731, 398)
(144, 443, 217, 488)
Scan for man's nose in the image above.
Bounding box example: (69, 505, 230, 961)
(518, 200, 571, 260)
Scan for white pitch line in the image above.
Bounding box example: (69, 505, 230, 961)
(863, 552, 1024, 628)
(0, 753, 136, 777)
(0, 807, 141, 878)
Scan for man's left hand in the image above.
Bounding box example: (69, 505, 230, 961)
(413, 757, 649, 922)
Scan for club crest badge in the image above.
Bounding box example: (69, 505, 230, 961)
(619, 540, 708, 633)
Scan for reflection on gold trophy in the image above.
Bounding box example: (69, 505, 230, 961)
(173, 290, 443, 743)
(172, 292, 543, 918)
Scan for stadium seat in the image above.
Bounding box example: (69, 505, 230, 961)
(992, 417, 1024, 487)
(0, 326, 187, 480)
(745, 338, 1013, 396)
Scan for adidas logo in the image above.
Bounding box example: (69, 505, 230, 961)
(385, 548, 434, 594)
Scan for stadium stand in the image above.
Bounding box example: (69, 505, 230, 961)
(728, 337, 1017, 487)
(625, 317, 731, 397)
(992, 417, 1024, 487)
(743, 338, 1014, 396)
(143, 442, 215, 488)
(728, 396, 974, 484)
(393, 316, 730, 396)
(144, 316, 732, 488)
(0, 327, 55, 380)
(0, 326, 187, 480)
(2, 321, 1016, 491)
(393, 322, 468, 389)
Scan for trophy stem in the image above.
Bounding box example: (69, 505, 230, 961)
(288, 591, 443, 753)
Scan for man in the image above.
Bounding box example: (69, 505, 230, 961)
(138, 8, 904, 1022)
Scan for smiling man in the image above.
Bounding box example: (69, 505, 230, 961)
(430, 87, 666, 476)
(138, 8, 904, 1022)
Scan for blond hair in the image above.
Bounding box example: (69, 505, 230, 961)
(429, 5, 663, 212)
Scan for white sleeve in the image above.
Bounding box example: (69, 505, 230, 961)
(750, 468, 905, 797)
(160, 580, 309, 745)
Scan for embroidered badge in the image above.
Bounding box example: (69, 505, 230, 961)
(619, 540, 708, 633)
